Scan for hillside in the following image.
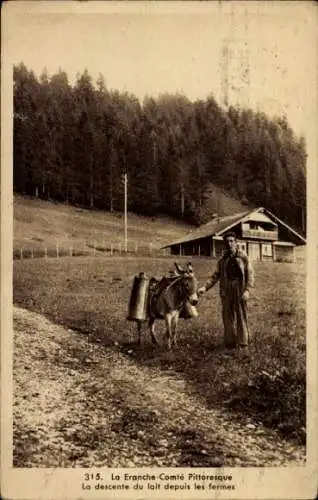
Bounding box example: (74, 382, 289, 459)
(14, 196, 191, 254)
(198, 183, 252, 224)
(13, 192, 249, 255)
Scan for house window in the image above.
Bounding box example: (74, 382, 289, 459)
(262, 243, 273, 257)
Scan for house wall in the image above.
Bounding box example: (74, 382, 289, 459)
(169, 237, 295, 263)
(241, 220, 278, 241)
(212, 239, 276, 261)
(247, 241, 260, 260)
(236, 240, 247, 253)
(224, 239, 274, 261)
(273, 245, 294, 263)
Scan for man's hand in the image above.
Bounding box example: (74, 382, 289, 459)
(242, 290, 250, 301)
(198, 286, 206, 295)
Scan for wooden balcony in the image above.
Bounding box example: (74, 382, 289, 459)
(241, 228, 278, 241)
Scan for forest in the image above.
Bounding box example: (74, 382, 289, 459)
(13, 63, 306, 233)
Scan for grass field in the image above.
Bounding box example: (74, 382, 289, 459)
(13, 255, 306, 444)
(14, 196, 192, 256)
(13, 188, 251, 253)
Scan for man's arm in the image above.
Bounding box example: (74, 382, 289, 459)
(245, 256, 254, 291)
(242, 255, 254, 298)
(198, 260, 221, 294)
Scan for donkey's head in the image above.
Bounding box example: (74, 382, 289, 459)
(174, 262, 198, 306)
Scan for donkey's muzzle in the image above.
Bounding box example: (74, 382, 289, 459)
(189, 294, 198, 306)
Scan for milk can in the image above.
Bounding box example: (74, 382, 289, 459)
(127, 272, 150, 321)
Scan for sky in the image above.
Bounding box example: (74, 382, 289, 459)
(3, 1, 317, 142)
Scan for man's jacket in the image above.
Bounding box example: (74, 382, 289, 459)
(205, 249, 254, 297)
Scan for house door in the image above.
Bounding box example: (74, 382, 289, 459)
(248, 242, 261, 260)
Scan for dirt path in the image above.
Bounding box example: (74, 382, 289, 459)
(13, 306, 305, 468)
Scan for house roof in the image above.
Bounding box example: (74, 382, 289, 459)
(162, 207, 306, 248)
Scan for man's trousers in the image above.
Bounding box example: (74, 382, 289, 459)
(221, 280, 249, 347)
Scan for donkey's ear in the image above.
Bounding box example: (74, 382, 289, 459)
(174, 262, 184, 274)
(187, 262, 194, 275)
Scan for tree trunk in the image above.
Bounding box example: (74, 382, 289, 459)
(89, 171, 94, 208)
(180, 183, 185, 218)
(109, 163, 113, 212)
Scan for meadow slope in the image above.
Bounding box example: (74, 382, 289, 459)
(14, 255, 306, 448)
(14, 306, 305, 467)
(14, 196, 192, 255)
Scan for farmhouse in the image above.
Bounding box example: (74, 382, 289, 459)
(162, 207, 306, 262)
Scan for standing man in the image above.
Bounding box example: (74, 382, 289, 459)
(198, 232, 254, 348)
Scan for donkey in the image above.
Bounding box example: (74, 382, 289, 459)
(137, 262, 199, 349)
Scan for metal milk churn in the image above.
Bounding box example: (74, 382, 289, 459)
(127, 272, 150, 321)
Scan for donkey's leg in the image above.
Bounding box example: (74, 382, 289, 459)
(171, 311, 179, 347)
(149, 318, 158, 344)
(164, 313, 173, 350)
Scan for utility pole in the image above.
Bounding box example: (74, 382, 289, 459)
(123, 172, 128, 252)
